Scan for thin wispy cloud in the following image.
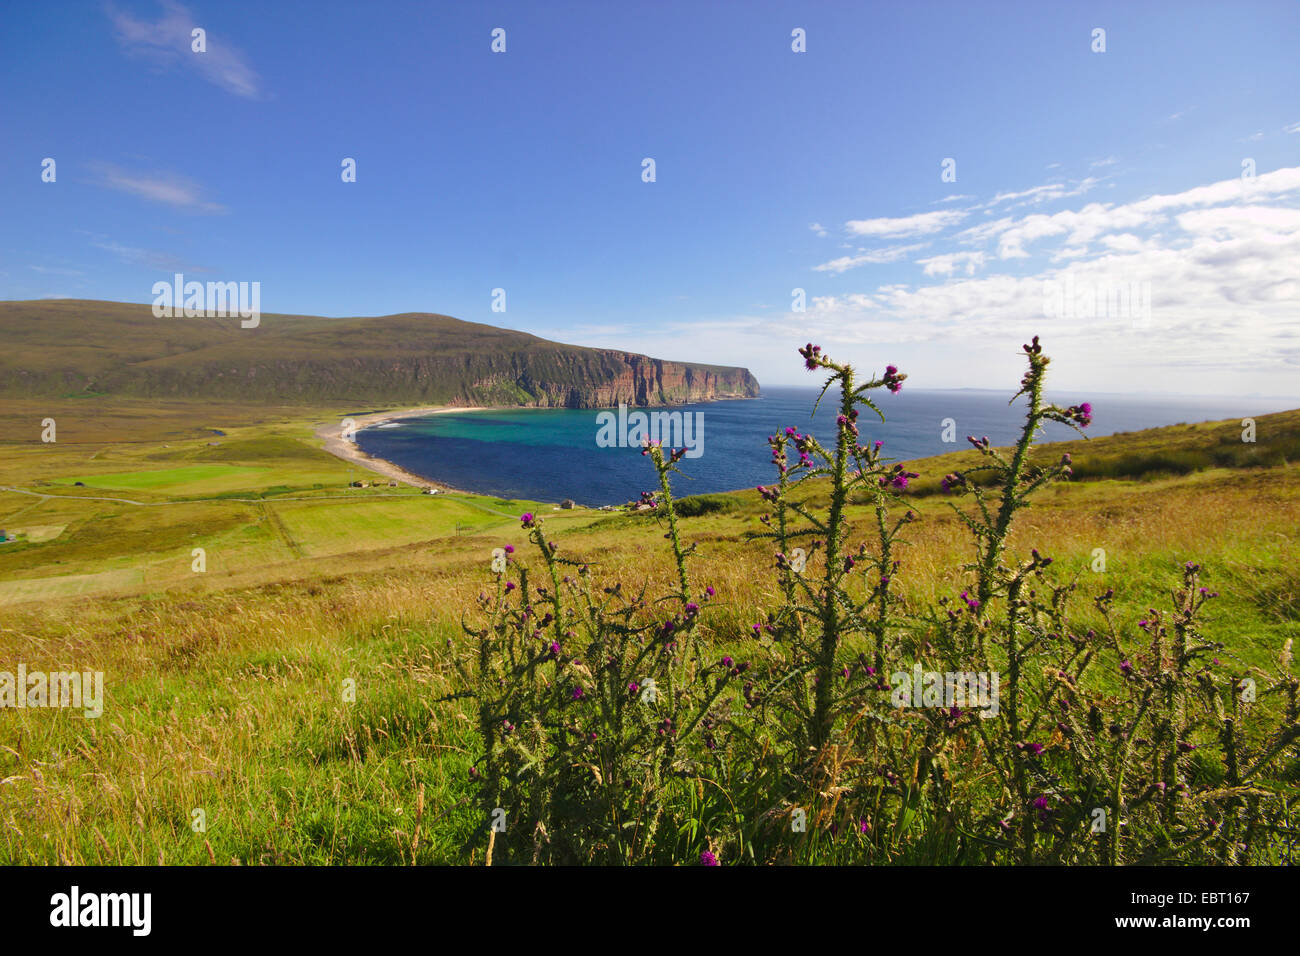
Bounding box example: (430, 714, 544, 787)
(89, 236, 204, 273)
(91, 162, 226, 213)
(107, 0, 261, 99)
(978, 178, 1101, 212)
(814, 243, 927, 274)
(844, 209, 966, 239)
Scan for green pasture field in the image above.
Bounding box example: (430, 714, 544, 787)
(0, 398, 1296, 863)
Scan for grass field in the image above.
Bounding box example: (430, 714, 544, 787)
(0, 398, 1296, 864)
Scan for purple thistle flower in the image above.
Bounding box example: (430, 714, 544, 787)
(700, 850, 719, 867)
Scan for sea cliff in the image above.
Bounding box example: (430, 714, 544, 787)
(0, 300, 759, 407)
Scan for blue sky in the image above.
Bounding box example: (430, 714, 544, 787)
(3, 0, 1299, 396)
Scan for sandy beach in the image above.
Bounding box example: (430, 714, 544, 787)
(314, 405, 479, 491)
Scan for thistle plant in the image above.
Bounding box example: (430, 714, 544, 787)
(451, 447, 735, 864)
(913, 338, 1298, 863)
(738, 345, 932, 860)
(449, 336, 1299, 866)
(751, 344, 911, 750)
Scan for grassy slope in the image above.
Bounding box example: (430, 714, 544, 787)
(0, 401, 1296, 863)
(0, 299, 758, 405)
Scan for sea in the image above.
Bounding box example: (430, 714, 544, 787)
(354, 388, 1297, 507)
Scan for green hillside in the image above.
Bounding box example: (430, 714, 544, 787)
(0, 299, 759, 407)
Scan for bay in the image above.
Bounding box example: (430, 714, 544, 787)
(354, 388, 1294, 507)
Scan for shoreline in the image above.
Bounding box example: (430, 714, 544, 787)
(312, 395, 767, 502)
(314, 405, 483, 492)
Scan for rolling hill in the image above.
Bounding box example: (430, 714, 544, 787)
(0, 299, 759, 407)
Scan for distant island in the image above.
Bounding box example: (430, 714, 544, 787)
(0, 299, 760, 408)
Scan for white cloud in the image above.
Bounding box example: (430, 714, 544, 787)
(809, 222, 829, 237)
(92, 162, 226, 213)
(699, 164, 1300, 393)
(1098, 233, 1149, 253)
(108, 0, 261, 99)
(606, 165, 1300, 394)
(972, 167, 1300, 259)
(844, 209, 966, 238)
(916, 251, 986, 277)
(814, 243, 928, 274)
(980, 177, 1101, 211)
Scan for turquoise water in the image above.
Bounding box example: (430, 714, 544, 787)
(355, 388, 1293, 507)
